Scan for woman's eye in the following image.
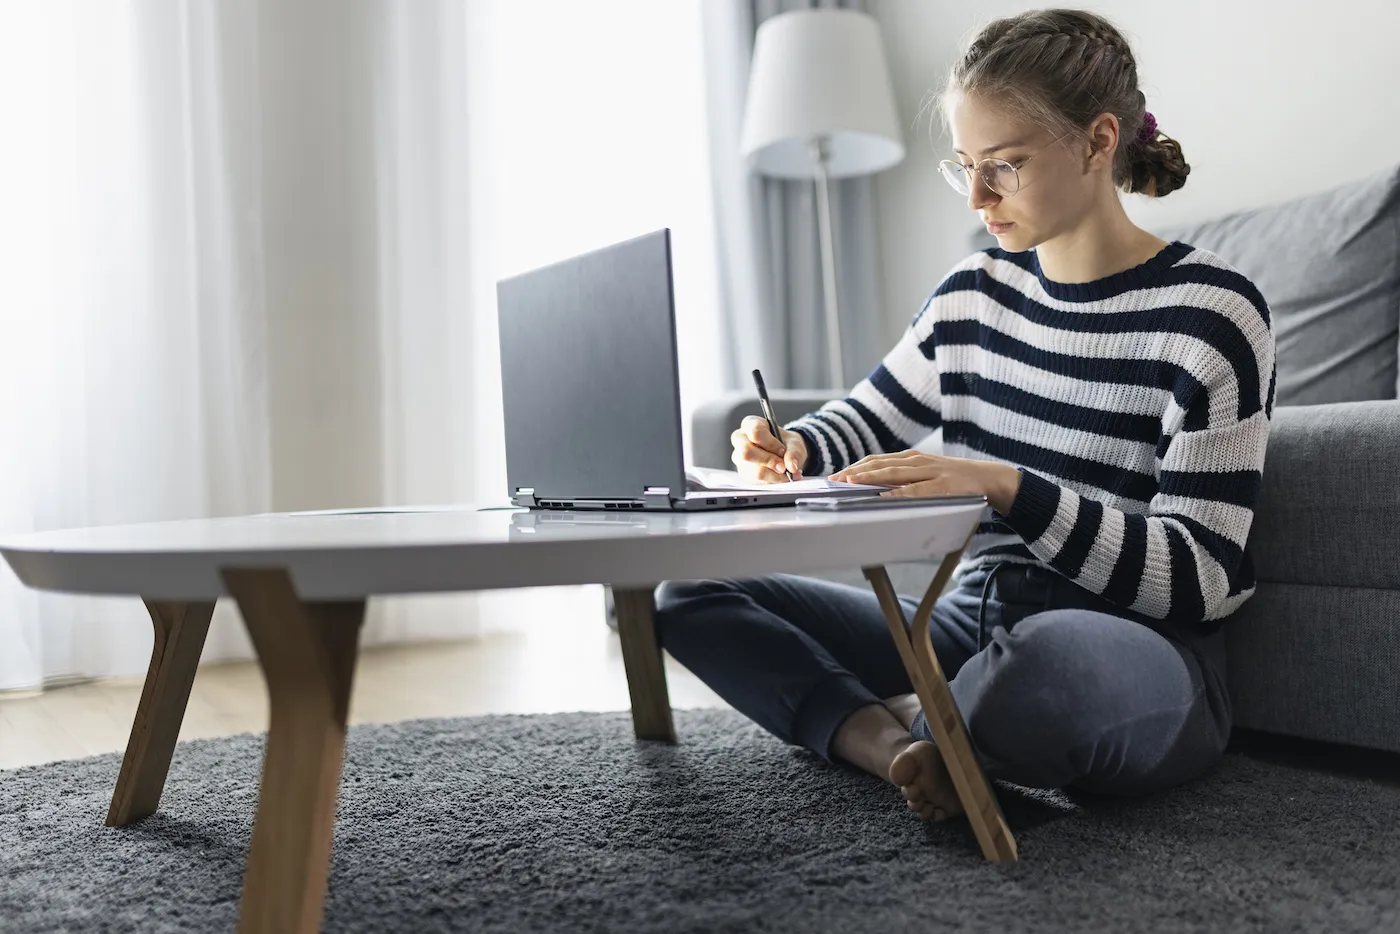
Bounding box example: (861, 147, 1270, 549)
(996, 163, 1019, 174)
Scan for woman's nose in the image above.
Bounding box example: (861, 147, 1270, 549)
(967, 174, 1000, 211)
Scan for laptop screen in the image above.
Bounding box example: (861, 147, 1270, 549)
(495, 229, 688, 505)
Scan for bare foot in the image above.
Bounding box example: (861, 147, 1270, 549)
(888, 740, 963, 822)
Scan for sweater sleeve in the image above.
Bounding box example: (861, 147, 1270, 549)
(783, 296, 944, 476)
(999, 311, 1277, 623)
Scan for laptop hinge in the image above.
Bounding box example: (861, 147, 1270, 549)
(643, 486, 673, 509)
(513, 487, 538, 508)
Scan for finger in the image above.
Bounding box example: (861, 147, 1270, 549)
(758, 465, 789, 484)
(842, 466, 938, 486)
(730, 454, 785, 485)
(735, 442, 788, 477)
(860, 449, 923, 464)
(831, 464, 877, 483)
(741, 418, 787, 458)
(731, 447, 763, 478)
(834, 452, 917, 481)
(845, 453, 892, 472)
(848, 449, 920, 469)
(732, 445, 774, 474)
(783, 449, 804, 478)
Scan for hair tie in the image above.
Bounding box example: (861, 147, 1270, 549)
(1136, 111, 1158, 144)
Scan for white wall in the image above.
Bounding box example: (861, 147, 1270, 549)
(866, 0, 1400, 344)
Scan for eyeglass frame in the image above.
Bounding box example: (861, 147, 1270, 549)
(939, 132, 1072, 198)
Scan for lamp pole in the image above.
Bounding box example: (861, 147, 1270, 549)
(808, 135, 845, 389)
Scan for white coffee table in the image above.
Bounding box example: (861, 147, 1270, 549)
(0, 501, 1015, 932)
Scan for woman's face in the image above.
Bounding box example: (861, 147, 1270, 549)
(944, 90, 1096, 253)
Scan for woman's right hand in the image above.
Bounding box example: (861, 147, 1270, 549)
(730, 416, 808, 484)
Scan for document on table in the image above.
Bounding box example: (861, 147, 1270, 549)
(685, 466, 889, 494)
(281, 504, 474, 516)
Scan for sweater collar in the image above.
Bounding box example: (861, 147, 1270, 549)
(1029, 240, 1194, 302)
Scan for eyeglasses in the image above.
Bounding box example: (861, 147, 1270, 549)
(938, 134, 1069, 198)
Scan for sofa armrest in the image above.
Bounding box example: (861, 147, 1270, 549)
(690, 390, 841, 470)
(1249, 399, 1400, 589)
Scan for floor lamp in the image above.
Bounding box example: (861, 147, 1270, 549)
(739, 7, 904, 389)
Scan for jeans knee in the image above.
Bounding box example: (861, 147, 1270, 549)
(653, 578, 734, 614)
(651, 578, 746, 657)
(995, 611, 1095, 678)
(959, 612, 1109, 755)
(957, 610, 1214, 790)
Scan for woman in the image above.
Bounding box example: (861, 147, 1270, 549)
(654, 8, 1275, 823)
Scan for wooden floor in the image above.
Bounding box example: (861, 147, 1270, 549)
(0, 598, 728, 772)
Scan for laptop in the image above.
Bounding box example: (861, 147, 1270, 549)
(494, 229, 881, 511)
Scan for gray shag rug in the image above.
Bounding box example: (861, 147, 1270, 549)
(1, 708, 1398, 933)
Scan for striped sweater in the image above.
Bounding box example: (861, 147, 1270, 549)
(787, 241, 1276, 629)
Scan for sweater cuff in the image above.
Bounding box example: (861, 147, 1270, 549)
(791, 427, 824, 476)
(1000, 468, 1061, 545)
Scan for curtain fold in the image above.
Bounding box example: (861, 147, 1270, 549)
(701, 0, 893, 391)
(0, 0, 485, 691)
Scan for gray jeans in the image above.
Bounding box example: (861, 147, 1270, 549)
(654, 564, 1231, 795)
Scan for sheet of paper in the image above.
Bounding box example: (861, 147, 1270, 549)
(685, 466, 888, 494)
(282, 504, 473, 517)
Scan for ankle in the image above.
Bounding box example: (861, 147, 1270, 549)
(831, 703, 913, 781)
(879, 735, 916, 784)
(882, 693, 921, 732)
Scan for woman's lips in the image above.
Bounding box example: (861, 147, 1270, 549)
(985, 220, 1014, 234)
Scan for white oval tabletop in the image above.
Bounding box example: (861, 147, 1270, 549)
(0, 501, 985, 601)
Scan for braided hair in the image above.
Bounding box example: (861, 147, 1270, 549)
(936, 9, 1189, 197)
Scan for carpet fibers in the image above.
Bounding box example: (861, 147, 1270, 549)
(1, 708, 1398, 933)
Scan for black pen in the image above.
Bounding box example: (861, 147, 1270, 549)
(752, 368, 793, 482)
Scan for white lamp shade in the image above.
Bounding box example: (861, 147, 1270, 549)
(739, 8, 905, 180)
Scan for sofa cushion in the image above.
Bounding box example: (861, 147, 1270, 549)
(1226, 581, 1400, 753)
(1247, 399, 1400, 590)
(1164, 164, 1400, 406)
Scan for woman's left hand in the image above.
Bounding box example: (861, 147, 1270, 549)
(831, 451, 1022, 514)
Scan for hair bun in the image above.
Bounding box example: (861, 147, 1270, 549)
(1129, 134, 1189, 198)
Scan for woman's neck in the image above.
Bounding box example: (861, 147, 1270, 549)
(1034, 198, 1168, 285)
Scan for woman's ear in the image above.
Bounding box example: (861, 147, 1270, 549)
(1085, 112, 1121, 171)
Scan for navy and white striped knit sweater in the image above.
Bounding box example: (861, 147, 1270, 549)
(787, 241, 1277, 629)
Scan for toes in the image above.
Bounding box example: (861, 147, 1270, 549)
(888, 747, 920, 787)
(907, 801, 949, 822)
(908, 799, 936, 820)
(894, 740, 965, 823)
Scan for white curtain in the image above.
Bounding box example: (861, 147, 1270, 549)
(0, 0, 721, 693)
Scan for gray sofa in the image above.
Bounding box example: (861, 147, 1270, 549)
(691, 164, 1400, 755)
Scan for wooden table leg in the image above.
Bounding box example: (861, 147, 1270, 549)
(107, 600, 216, 827)
(222, 568, 366, 934)
(611, 586, 676, 743)
(863, 551, 1019, 863)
